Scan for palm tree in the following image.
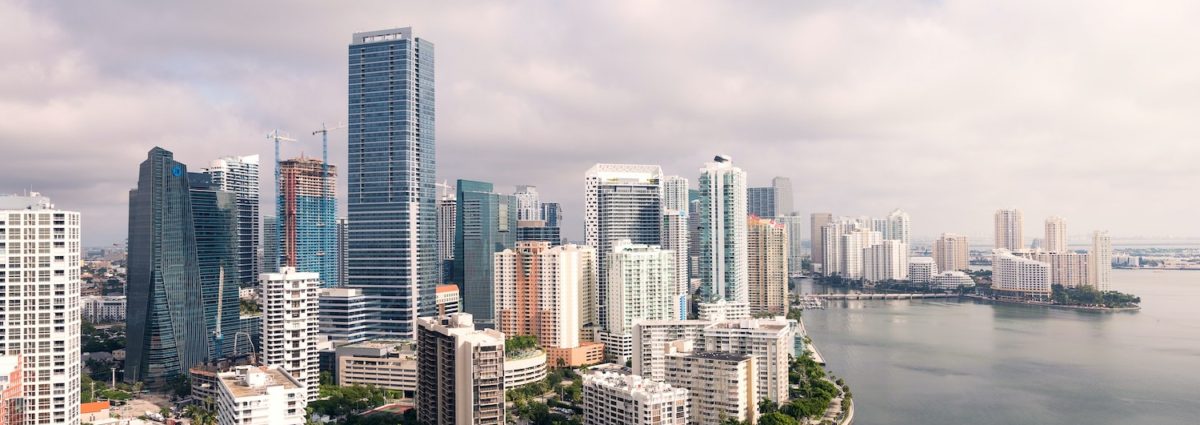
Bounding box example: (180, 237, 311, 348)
(185, 404, 216, 425)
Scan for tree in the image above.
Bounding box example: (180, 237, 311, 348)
(759, 398, 778, 415)
(758, 412, 799, 425)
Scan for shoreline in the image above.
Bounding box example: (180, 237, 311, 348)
(962, 294, 1141, 312)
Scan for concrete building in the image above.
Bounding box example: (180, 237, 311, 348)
(777, 214, 805, 277)
(865, 239, 908, 282)
(0, 356, 21, 425)
(1089, 230, 1112, 291)
(438, 189, 457, 283)
(701, 319, 792, 404)
(818, 220, 844, 276)
(516, 220, 562, 246)
(1015, 250, 1089, 287)
(416, 313, 506, 425)
(696, 299, 751, 322)
(907, 257, 937, 284)
(631, 321, 712, 379)
(454, 179, 517, 330)
(278, 157, 338, 288)
(600, 241, 677, 363)
(206, 155, 261, 287)
(81, 295, 126, 323)
(335, 340, 417, 397)
(436, 284, 461, 316)
(747, 216, 788, 315)
(261, 268, 320, 401)
(664, 350, 757, 425)
(661, 176, 691, 319)
(933, 233, 970, 272)
(994, 209, 1024, 250)
(839, 229, 881, 279)
(514, 185, 542, 221)
(931, 271, 975, 290)
(583, 371, 689, 425)
(318, 288, 373, 346)
(887, 209, 911, 246)
(993, 249, 1051, 300)
(809, 213, 833, 273)
(504, 349, 548, 390)
(697, 155, 748, 303)
(215, 365, 307, 425)
(1045, 216, 1067, 253)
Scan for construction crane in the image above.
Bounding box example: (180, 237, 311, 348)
(211, 266, 226, 359)
(267, 129, 296, 269)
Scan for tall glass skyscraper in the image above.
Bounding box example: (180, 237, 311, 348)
(347, 28, 437, 338)
(187, 172, 241, 360)
(278, 157, 338, 287)
(126, 147, 208, 388)
(205, 155, 260, 286)
(262, 215, 279, 273)
(453, 180, 516, 329)
(698, 155, 749, 303)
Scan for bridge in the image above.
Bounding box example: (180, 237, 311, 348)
(801, 293, 960, 301)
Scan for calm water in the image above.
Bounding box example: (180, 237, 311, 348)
(798, 269, 1200, 425)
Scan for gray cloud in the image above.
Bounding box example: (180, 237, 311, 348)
(2, 0, 1198, 246)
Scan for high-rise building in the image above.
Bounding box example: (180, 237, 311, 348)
(438, 191, 457, 282)
(585, 164, 663, 332)
(663, 350, 757, 425)
(778, 213, 805, 276)
(600, 240, 677, 363)
(494, 242, 602, 367)
(318, 288, 373, 346)
(993, 249, 1050, 299)
(661, 176, 691, 319)
(810, 213, 833, 273)
(0, 194, 81, 425)
(188, 172, 241, 360)
(839, 229, 881, 279)
(746, 187, 775, 218)
(887, 209, 911, 246)
(907, 257, 937, 284)
(864, 239, 909, 282)
(336, 217, 348, 287)
(261, 268, 320, 401)
(819, 221, 845, 276)
(687, 196, 702, 281)
(454, 180, 517, 329)
(416, 313, 506, 425)
(699, 319, 792, 404)
(697, 155, 748, 303)
(215, 365, 307, 425)
(932, 233, 970, 272)
(262, 215, 279, 274)
(278, 157, 338, 288)
(513, 185, 542, 221)
(1014, 250, 1088, 287)
(1045, 216, 1067, 253)
(994, 209, 1024, 250)
(347, 27, 437, 339)
(516, 220, 562, 246)
(1089, 230, 1112, 291)
(541, 202, 563, 228)
(747, 216, 788, 315)
(772, 176, 794, 216)
(206, 155, 261, 286)
(126, 147, 208, 388)
(583, 372, 689, 425)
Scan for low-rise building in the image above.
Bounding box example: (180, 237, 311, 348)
(504, 349, 548, 390)
(931, 271, 975, 290)
(583, 371, 689, 425)
(335, 340, 417, 398)
(993, 249, 1051, 300)
(215, 365, 307, 425)
(907, 257, 937, 284)
(81, 296, 126, 323)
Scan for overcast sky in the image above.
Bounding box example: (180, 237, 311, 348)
(3, 1, 1198, 246)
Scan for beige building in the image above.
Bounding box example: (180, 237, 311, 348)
(993, 249, 1051, 299)
(1089, 231, 1112, 291)
(747, 216, 788, 315)
(1044, 216, 1067, 253)
(933, 233, 970, 272)
(994, 209, 1024, 250)
(335, 340, 417, 397)
(864, 239, 908, 282)
(810, 213, 833, 273)
(1014, 250, 1089, 287)
(664, 350, 758, 425)
(416, 313, 506, 425)
(583, 372, 689, 425)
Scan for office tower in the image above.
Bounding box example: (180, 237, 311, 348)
(516, 220, 562, 246)
(514, 185, 542, 221)
(907, 257, 937, 284)
(887, 208, 911, 246)
(1089, 230, 1112, 291)
(335, 340, 418, 396)
(348, 27, 437, 339)
(0, 194, 81, 425)
(541, 202, 563, 228)
(454, 180, 517, 329)
(188, 172, 241, 360)
(601, 240, 677, 363)
(318, 288, 373, 346)
(993, 249, 1051, 299)
(746, 187, 775, 218)
(585, 164, 663, 332)
(994, 209, 1024, 250)
(261, 268, 320, 401)
(664, 350, 757, 425)
(215, 366, 307, 425)
(126, 147, 208, 388)
(778, 213, 805, 276)
(697, 155, 748, 303)
(336, 217, 348, 287)
(583, 372, 689, 425)
(206, 155, 261, 286)
(810, 213, 833, 273)
(865, 239, 909, 282)
(417, 314, 506, 425)
(1045, 216, 1067, 252)
(438, 191, 457, 282)
(262, 215, 279, 273)
(436, 284, 460, 316)
(933, 233, 970, 272)
(661, 176, 691, 319)
(494, 242, 601, 367)
(0, 356, 20, 425)
(747, 216, 788, 315)
(278, 157, 338, 288)
(772, 176, 793, 216)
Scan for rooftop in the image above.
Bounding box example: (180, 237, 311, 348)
(676, 351, 752, 362)
(435, 284, 459, 294)
(218, 366, 302, 399)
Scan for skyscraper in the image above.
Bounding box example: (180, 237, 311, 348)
(454, 180, 517, 329)
(747, 216, 788, 315)
(1045, 216, 1067, 253)
(933, 233, 970, 272)
(585, 164, 663, 332)
(514, 185, 542, 221)
(810, 213, 833, 274)
(261, 268, 320, 401)
(438, 190, 457, 282)
(0, 194, 81, 425)
(864, 239, 909, 282)
(994, 209, 1024, 250)
(697, 155, 748, 303)
(347, 27, 437, 338)
(206, 155, 260, 286)
(771, 176, 794, 216)
(336, 217, 348, 287)
(601, 240, 678, 363)
(541, 202, 563, 228)
(778, 213, 805, 277)
(416, 314, 506, 425)
(278, 157, 338, 287)
(126, 147, 208, 387)
(661, 176, 690, 319)
(1089, 230, 1112, 291)
(188, 172, 241, 360)
(746, 187, 775, 218)
(887, 209, 911, 246)
(262, 215, 279, 273)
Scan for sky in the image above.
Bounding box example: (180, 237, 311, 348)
(2, 0, 1198, 247)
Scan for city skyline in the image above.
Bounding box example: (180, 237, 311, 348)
(6, 2, 1198, 246)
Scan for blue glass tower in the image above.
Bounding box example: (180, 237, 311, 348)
(278, 158, 338, 287)
(187, 172, 241, 360)
(347, 28, 437, 338)
(453, 180, 516, 329)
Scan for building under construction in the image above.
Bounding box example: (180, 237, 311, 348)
(278, 156, 338, 287)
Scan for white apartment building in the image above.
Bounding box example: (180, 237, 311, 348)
(600, 240, 677, 363)
(0, 194, 82, 425)
(993, 249, 1051, 299)
(931, 271, 975, 290)
(696, 299, 751, 322)
(839, 229, 881, 279)
(747, 216, 788, 315)
(1014, 250, 1089, 287)
(632, 320, 713, 379)
(887, 209, 911, 246)
(81, 295, 126, 323)
(697, 155, 749, 303)
(819, 221, 844, 276)
(933, 233, 970, 272)
(701, 319, 792, 404)
(583, 371, 689, 425)
(907, 257, 937, 284)
(865, 240, 908, 282)
(994, 209, 1024, 250)
(664, 351, 758, 425)
(335, 340, 417, 397)
(216, 365, 307, 425)
(661, 176, 691, 319)
(261, 268, 320, 401)
(1045, 216, 1067, 253)
(416, 313, 506, 425)
(1089, 231, 1112, 291)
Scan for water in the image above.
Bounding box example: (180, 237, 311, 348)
(798, 269, 1200, 425)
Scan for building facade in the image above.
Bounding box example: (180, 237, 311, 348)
(663, 351, 757, 425)
(583, 372, 689, 425)
(698, 155, 748, 303)
(747, 216, 788, 315)
(993, 249, 1051, 299)
(189, 172, 242, 360)
(494, 242, 600, 366)
(335, 340, 417, 397)
(436, 284, 461, 316)
(513, 185, 541, 221)
(1045, 216, 1067, 253)
(865, 239, 908, 282)
(661, 176, 691, 319)
(994, 209, 1024, 250)
(278, 158, 338, 288)
(585, 164, 663, 333)
(81, 295, 127, 323)
(809, 213, 833, 273)
(318, 287, 374, 346)
(215, 365, 307, 425)
(206, 155, 261, 286)
(907, 257, 937, 284)
(887, 209, 911, 246)
(262, 215, 279, 275)
(932, 233, 970, 272)
(0, 356, 20, 425)
(439, 191, 457, 283)
(261, 268, 320, 401)
(1089, 230, 1112, 291)
(416, 313, 506, 425)
(601, 241, 678, 363)
(454, 180, 517, 329)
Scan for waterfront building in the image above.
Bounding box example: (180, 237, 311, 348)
(698, 155, 749, 303)
(436, 284, 460, 316)
(206, 155, 261, 286)
(514, 185, 542, 221)
(1089, 230, 1112, 291)
(887, 209, 912, 246)
(81, 295, 127, 323)
(278, 157, 338, 288)
(189, 172, 241, 360)
(907, 257, 937, 284)
(1045, 216, 1067, 253)
(516, 220, 562, 246)
(600, 240, 677, 363)
(1015, 250, 1089, 287)
(839, 229, 881, 279)
(661, 175, 691, 319)
(931, 271, 975, 290)
(347, 27, 438, 339)
(585, 163, 663, 333)
(664, 350, 757, 425)
(438, 190, 457, 283)
(0, 356, 21, 425)
(262, 215, 279, 274)
(747, 216, 788, 315)
(261, 268, 320, 401)
(993, 249, 1051, 299)
(416, 313, 506, 425)
(994, 209, 1024, 250)
(318, 287, 374, 346)
(494, 242, 601, 366)
(701, 319, 791, 404)
(583, 372, 689, 425)
(933, 233, 970, 272)
(865, 239, 909, 282)
(696, 299, 751, 321)
(454, 180, 517, 329)
(0, 194, 81, 424)
(126, 148, 208, 388)
(335, 340, 417, 397)
(215, 365, 307, 425)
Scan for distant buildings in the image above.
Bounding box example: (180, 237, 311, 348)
(600, 240, 678, 363)
(262, 215, 279, 274)
(278, 157, 338, 287)
(454, 179, 517, 329)
(585, 164, 663, 333)
(864, 239, 908, 282)
(1045, 216, 1067, 253)
(887, 209, 911, 246)
(1014, 250, 1088, 287)
(1089, 231, 1112, 291)
(336, 217, 348, 288)
(931, 271, 975, 290)
(261, 268, 320, 401)
(747, 216, 788, 315)
(661, 176, 691, 319)
(933, 233, 970, 272)
(205, 155, 261, 286)
(215, 365, 307, 425)
(541, 202, 563, 228)
(516, 220, 562, 246)
(583, 372, 689, 425)
(188, 171, 241, 359)
(747, 176, 792, 218)
(809, 213, 833, 274)
(994, 209, 1024, 250)
(697, 155, 748, 303)
(81, 295, 126, 323)
(416, 313, 506, 425)
(663, 350, 757, 425)
(907, 257, 937, 284)
(778, 213, 806, 277)
(435, 284, 460, 316)
(438, 188, 457, 283)
(993, 249, 1051, 299)
(514, 185, 542, 221)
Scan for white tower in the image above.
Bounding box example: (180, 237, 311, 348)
(697, 155, 748, 303)
(261, 267, 320, 401)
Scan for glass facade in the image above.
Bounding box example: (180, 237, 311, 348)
(206, 155, 260, 286)
(453, 180, 516, 329)
(187, 172, 242, 360)
(278, 158, 338, 288)
(747, 187, 775, 218)
(262, 215, 279, 273)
